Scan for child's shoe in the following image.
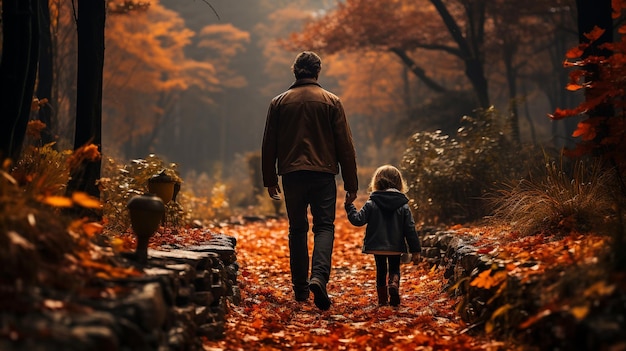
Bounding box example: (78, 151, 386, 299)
(388, 274, 400, 307)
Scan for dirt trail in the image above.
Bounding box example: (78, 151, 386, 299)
(203, 205, 506, 350)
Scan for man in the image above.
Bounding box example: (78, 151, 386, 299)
(261, 51, 358, 310)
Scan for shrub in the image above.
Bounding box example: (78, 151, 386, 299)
(99, 154, 184, 234)
(182, 168, 233, 224)
(401, 107, 542, 225)
(11, 142, 72, 197)
(1, 144, 107, 292)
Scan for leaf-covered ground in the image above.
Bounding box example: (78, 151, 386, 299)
(200, 204, 506, 351)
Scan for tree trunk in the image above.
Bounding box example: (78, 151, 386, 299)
(429, 0, 490, 109)
(36, 0, 56, 145)
(576, 0, 613, 144)
(67, 0, 105, 204)
(0, 0, 39, 161)
(503, 45, 520, 145)
(390, 48, 447, 93)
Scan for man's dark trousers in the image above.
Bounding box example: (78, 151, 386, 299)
(282, 171, 336, 298)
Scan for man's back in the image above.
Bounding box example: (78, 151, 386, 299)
(268, 79, 344, 176)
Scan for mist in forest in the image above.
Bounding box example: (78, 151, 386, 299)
(98, 0, 580, 178)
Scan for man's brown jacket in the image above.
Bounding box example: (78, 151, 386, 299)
(262, 78, 358, 192)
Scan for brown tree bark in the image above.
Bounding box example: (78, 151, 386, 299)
(36, 0, 56, 145)
(0, 0, 40, 161)
(67, 0, 106, 205)
(429, 0, 490, 109)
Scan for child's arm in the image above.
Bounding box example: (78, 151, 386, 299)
(403, 205, 421, 254)
(344, 200, 371, 226)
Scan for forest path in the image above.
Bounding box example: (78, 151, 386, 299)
(202, 201, 507, 350)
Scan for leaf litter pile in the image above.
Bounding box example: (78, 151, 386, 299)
(109, 196, 617, 350)
(201, 204, 507, 350)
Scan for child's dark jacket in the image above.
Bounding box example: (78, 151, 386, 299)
(345, 189, 421, 255)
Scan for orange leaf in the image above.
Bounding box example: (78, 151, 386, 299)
(566, 83, 584, 91)
(584, 26, 606, 42)
(82, 222, 103, 237)
(572, 121, 597, 141)
(565, 46, 584, 59)
(470, 269, 507, 289)
(549, 106, 585, 120)
(569, 305, 589, 321)
(40, 195, 73, 208)
(584, 281, 616, 297)
(72, 191, 102, 209)
(518, 309, 552, 329)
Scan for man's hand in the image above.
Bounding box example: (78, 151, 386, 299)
(345, 191, 357, 205)
(268, 185, 281, 200)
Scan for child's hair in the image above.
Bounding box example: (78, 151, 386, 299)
(368, 165, 407, 192)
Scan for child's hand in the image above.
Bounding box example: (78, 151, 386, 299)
(411, 253, 422, 264)
(400, 253, 412, 264)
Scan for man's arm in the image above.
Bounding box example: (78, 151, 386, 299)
(267, 185, 281, 200)
(261, 102, 279, 189)
(332, 100, 358, 193)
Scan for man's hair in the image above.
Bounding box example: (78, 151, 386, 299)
(292, 51, 322, 79)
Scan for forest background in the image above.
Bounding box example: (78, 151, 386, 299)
(0, 0, 583, 210)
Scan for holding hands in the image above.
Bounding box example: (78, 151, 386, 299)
(345, 191, 357, 205)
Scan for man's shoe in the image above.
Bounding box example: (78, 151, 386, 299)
(309, 278, 331, 310)
(295, 291, 309, 302)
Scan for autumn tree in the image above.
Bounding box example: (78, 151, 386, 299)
(550, 0, 622, 174)
(0, 0, 40, 161)
(285, 0, 491, 108)
(65, 0, 107, 202)
(552, 0, 626, 270)
(486, 1, 549, 145)
(36, 0, 55, 145)
(284, 0, 585, 148)
(102, 0, 248, 160)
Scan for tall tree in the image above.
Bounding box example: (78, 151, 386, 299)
(0, 0, 40, 161)
(66, 0, 106, 200)
(37, 0, 55, 145)
(102, 2, 244, 159)
(285, 0, 491, 108)
(576, 0, 613, 122)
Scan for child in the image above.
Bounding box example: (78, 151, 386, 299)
(344, 165, 421, 307)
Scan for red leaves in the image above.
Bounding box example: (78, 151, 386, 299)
(613, 0, 626, 19)
(553, 17, 626, 173)
(566, 45, 586, 59)
(470, 269, 508, 290)
(572, 119, 599, 141)
(201, 205, 489, 350)
(584, 26, 606, 42)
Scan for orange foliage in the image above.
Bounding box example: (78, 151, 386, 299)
(66, 143, 101, 172)
(285, 0, 443, 54)
(470, 269, 508, 290)
(102, 0, 250, 150)
(201, 199, 500, 350)
(26, 120, 47, 139)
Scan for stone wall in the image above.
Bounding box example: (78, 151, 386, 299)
(418, 227, 626, 349)
(0, 233, 239, 351)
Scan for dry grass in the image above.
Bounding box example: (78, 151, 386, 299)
(488, 158, 617, 236)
